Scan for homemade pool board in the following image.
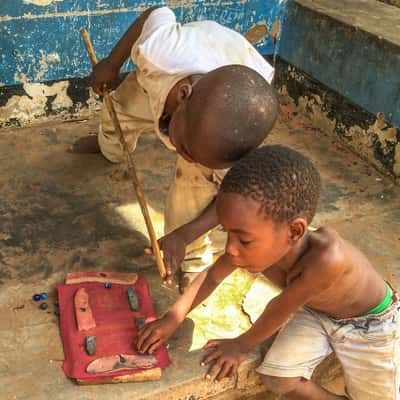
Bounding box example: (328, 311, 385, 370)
(57, 271, 171, 384)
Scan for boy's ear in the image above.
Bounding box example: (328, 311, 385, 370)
(288, 218, 307, 243)
(177, 82, 193, 104)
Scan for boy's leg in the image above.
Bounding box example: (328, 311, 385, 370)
(98, 71, 154, 163)
(330, 301, 400, 400)
(261, 376, 347, 399)
(257, 307, 343, 399)
(164, 156, 227, 288)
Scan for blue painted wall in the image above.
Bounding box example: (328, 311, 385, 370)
(279, 1, 400, 128)
(0, 0, 287, 87)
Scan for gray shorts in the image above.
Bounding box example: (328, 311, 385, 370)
(257, 301, 400, 400)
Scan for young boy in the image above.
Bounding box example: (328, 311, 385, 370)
(71, 6, 279, 290)
(137, 145, 399, 400)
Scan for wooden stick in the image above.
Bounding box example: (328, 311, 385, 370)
(80, 28, 166, 279)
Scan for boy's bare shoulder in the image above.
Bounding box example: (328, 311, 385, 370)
(310, 226, 342, 255)
(301, 227, 346, 282)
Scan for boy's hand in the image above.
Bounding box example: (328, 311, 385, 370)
(136, 313, 180, 354)
(145, 231, 187, 284)
(202, 339, 247, 382)
(90, 57, 121, 95)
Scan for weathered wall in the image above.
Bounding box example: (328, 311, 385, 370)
(0, 0, 287, 127)
(277, 0, 400, 178)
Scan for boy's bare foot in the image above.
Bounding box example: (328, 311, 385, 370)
(68, 135, 100, 153)
(179, 271, 202, 294)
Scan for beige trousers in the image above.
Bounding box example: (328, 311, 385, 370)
(98, 71, 226, 272)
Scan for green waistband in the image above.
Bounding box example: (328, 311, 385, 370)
(364, 283, 393, 315)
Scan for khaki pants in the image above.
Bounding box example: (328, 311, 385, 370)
(98, 71, 226, 272)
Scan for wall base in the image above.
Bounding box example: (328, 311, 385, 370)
(0, 76, 100, 128)
(274, 57, 399, 179)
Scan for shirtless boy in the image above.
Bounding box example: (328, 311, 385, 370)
(137, 145, 400, 400)
(71, 6, 279, 290)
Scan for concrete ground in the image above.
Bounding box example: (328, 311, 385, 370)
(0, 106, 399, 400)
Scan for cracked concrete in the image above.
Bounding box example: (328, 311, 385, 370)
(0, 105, 399, 399)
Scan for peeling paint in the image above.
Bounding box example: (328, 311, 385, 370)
(0, 80, 100, 127)
(280, 83, 400, 177)
(279, 85, 336, 134)
(270, 19, 281, 44)
(1, 1, 249, 22)
(22, 0, 63, 6)
(276, 61, 400, 178)
(1, 0, 287, 127)
(244, 22, 268, 45)
(35, 52, 60, 81)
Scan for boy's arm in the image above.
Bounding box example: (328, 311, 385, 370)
(203, 248, 344, 381)
(90, 6, 161, 94)
(136, 254, 236, 353)
(146, 199, 219, 284)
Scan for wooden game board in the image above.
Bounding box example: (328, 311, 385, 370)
(57, 272, 171, 384)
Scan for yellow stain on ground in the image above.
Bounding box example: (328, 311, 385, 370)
(188, 269, 280, 351)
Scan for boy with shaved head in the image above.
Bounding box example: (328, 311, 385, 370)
(71, 6, 278, 290)
(137, 145, 399, 400)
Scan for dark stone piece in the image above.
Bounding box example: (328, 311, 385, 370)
(40, 302, 48, 310)
(85, 336, 96, 356)
(135, 316, 146, 330)
(40, 292, 47, 300)
(54, 310, 60, 316)
(33, 294, 41, 301)
(104, 282, 112, 289)
(127, 287, 139, 311)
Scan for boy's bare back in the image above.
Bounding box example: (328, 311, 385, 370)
(265, 227, 387, 320)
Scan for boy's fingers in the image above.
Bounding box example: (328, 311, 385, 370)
(136, 326, 152, 350)
(90, 81, 102, 95)
(203, 340, 220, 349)
(144, 247, 153, 255)
(140, 332, 161, 354)
(216, 363, 232, 382)
(206, 360, 223, 381)
(164, 261, 173, 279)
(148, 339, 162, 354)
(163, 276, 173, 285)
(202, 349, 222, 365)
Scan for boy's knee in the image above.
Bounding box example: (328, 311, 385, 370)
(260, 374, 302, 394)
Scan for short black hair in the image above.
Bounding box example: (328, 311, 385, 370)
(220, 145, 321, 223)
(188, 65, 279, 166)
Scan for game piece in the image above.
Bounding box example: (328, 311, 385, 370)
(127, 287, 139, 311)
(40, 292, 47, 300)
(40, 302, 48, 310)
(66, 271, 138, 285)
(33, 294, 41, 301)
(85, 336, 96, 356)
(104, 282, 112, 289)
(86, 354, 157, 374)
(74, 288, 96, 331)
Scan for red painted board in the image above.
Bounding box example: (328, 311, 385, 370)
(57, 275, 171, 382)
